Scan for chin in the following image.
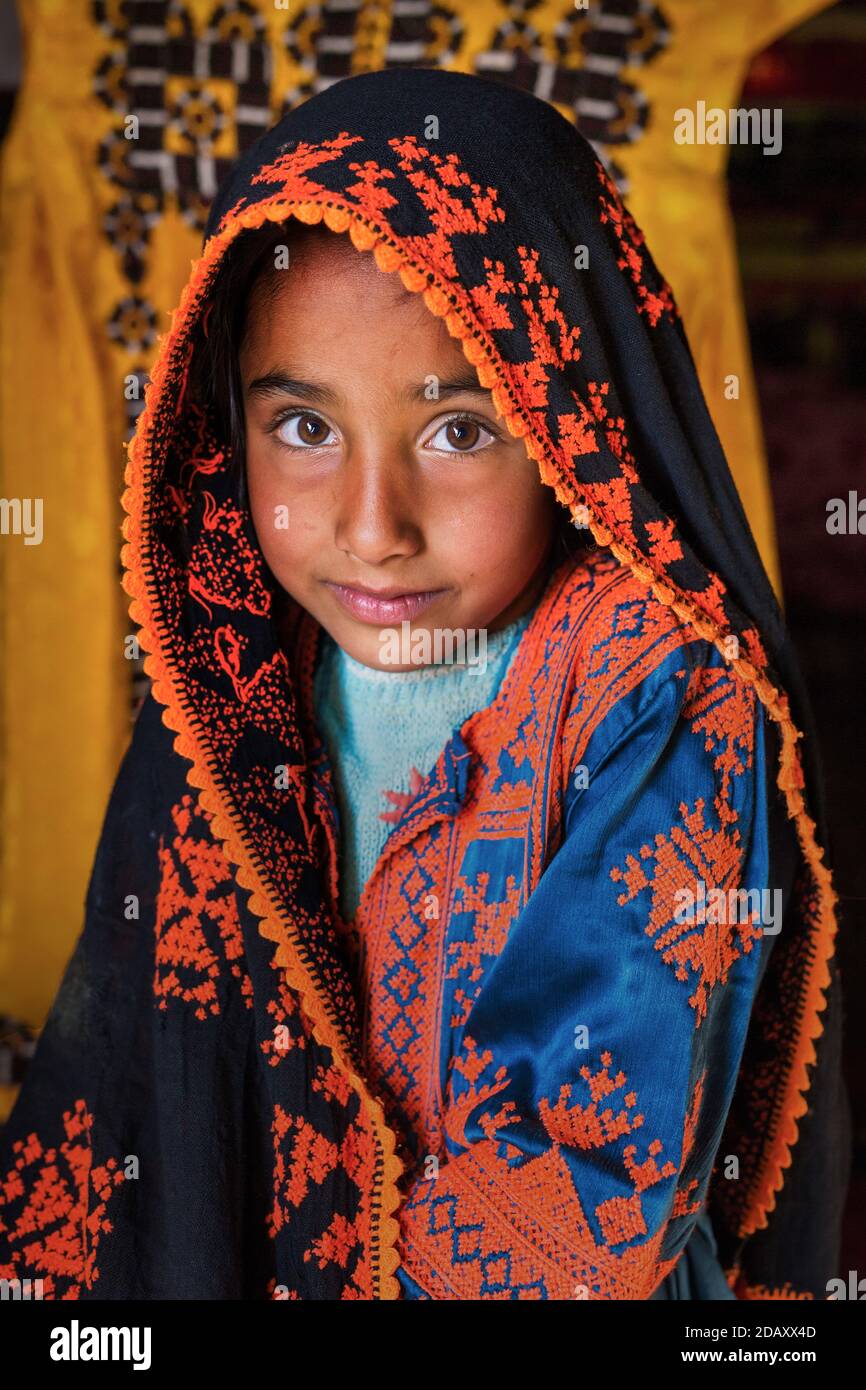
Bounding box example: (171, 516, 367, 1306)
(313, 619, 372, 663)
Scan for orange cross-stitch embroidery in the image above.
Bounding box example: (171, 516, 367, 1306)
(0, 1101, 126, 1299)
(153, 792, 253, 1019)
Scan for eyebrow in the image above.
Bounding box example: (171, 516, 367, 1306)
(245, 370, 492, 407)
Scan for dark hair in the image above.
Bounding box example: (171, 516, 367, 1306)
(187, 219, 591, 564)
(190, 220, 305, 510)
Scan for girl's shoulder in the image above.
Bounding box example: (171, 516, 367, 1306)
(536, 548, 764, 800)
(539, 544, 731, 713)
(547, 544, 714, 676)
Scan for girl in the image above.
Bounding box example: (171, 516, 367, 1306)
(0, 67, 849, 1300)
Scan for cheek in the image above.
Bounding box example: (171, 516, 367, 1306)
(245, 447, 324, 577)
(433, 468, 552, 576)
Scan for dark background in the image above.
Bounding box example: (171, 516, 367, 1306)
(727, 0, 865, 1276)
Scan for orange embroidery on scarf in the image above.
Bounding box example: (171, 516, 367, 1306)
(249, 132, 365, 202)
(597, 162, 678, 327)
(0, 1101, 126, 1299)
(154, 792, 253, 1019)
(646, 517, 684, 568)
(268, 1101, 383, 1297)
(388, 134, 506, 274)
(269, 1106, 339, 1223)
(516, 244, 583, 373)
(262, 959, 311, 1066)
(187, 491, 272, 620)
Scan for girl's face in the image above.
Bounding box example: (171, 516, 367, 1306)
(239, 231, 559, 671)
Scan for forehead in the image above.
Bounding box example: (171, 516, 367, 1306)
(240, 233, 463, 370)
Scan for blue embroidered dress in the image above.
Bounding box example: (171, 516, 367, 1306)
(312, 568, 748, 1299)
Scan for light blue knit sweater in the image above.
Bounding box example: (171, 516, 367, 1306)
(313, 610, 534, 921)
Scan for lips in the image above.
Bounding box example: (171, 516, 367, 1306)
(324, 581, 447, 624)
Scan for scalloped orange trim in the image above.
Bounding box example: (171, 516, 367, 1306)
(122, 190, 839, 1285)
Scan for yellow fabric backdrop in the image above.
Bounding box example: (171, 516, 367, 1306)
(1, 0, 830, 1054)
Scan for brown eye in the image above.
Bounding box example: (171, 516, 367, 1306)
(275, 411, 336, 450)
(427, 415, 497, 456)
(445, 419, 480, 450)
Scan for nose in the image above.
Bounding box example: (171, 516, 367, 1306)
(334, 449, 422, 567)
